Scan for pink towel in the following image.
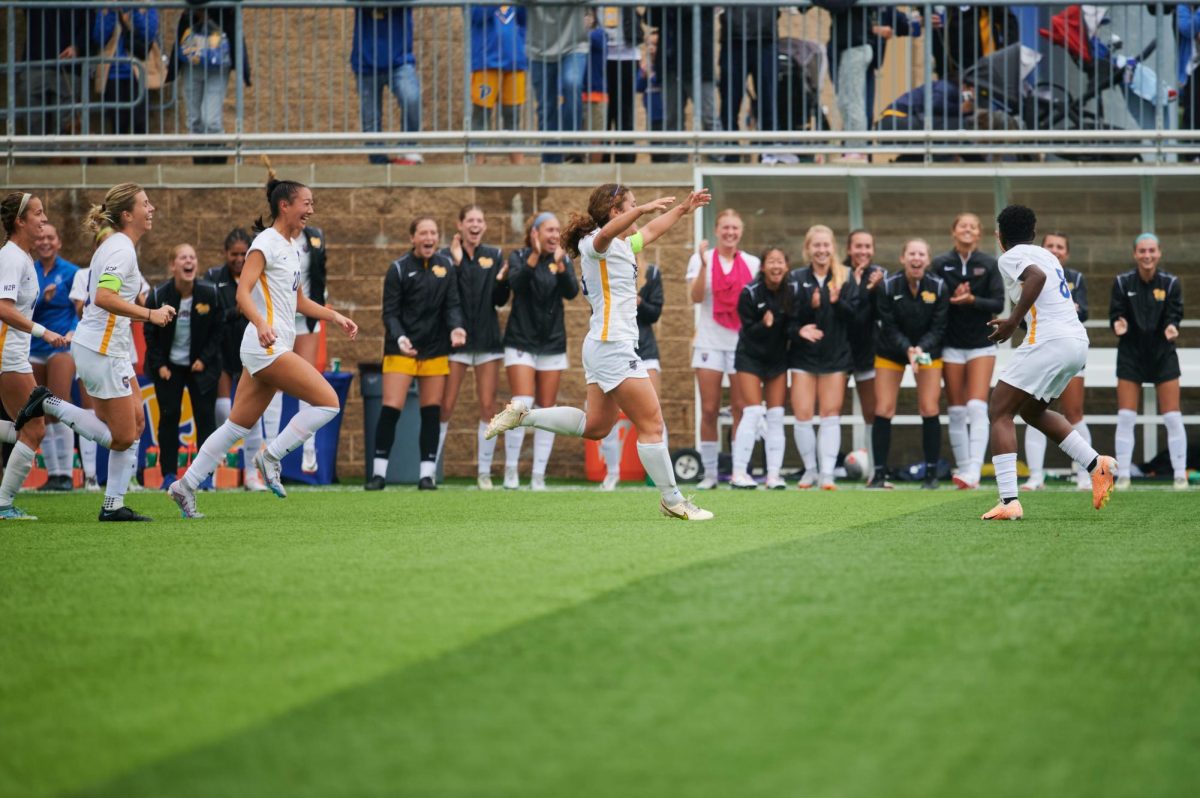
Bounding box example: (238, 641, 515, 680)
(711, 251, 752, 331)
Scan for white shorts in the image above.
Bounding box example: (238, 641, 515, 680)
(241, 344, 290, 376)
(853, 368, 876, 383)
(998, 337, 1088, 403)
(942, 345, 998, 364)
(1, 341, 32, 374)
(504, 347, 568, 372)
(72, 341, 134, 399)
(295, 315, 321, 335)
(642, 358, 661, 373)
(691, 347, 736, 374)
(449, 350, 504, 367)
(584, 338, 647, 394)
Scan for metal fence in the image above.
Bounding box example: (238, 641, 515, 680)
(4, 1, 1198, 162)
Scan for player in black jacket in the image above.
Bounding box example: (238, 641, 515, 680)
(787, 225, 858, 490)
(931, 212, 1004, 490)
(868, 239, 947, 490)
(438, 204, 509, 490)
(1023, 232, 1092, 491)
(730, 248, 791, 490)
(846, 229, 888, 468)
(291, 224, 327, 474)
(366, 216, 466, 492)
(1110, 233, 1187, 490)
(497, 212, 579, 490)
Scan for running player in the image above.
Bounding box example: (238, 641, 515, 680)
(366, 216, 466, 491)
(729, 247, 790, 490)
(933, 212, 1004, 489)
(439, 204, 507, 490)
(486, 184, 713, 521)
(16, 184, 175, 521)
(1023, 231, 1091, 491)
(1110, 233, 1187, 490)
(868, 238, 947, 490)
(845, 229, 887, 465)
(787, 224, 858, 490)
(981, 205, 1115, 520)
(167, 173, 359, 517)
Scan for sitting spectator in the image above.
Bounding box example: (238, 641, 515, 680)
(527, 3, 589, 163)
(877, 79, 974, 131)
(351, 4, 421, 165)
(92, 5, 159, 164)
(600, 5, 644, 164)
(644, 5, 720, 162)
(719, 5, 780, 161)
(470, 4, 526, 165)
(18, 4, 91, 144)
(931, 5, 1019, 82)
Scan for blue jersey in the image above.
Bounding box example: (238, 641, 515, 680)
(30, 255, 79, 360)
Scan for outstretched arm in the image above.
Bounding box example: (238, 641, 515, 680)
(634, 190, 712, 249)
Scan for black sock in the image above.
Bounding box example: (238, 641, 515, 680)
(921, 415, 941, 470)
(374, 405, 402, 461)
(1002, 496, 1018, 505)
(419, 404, 441, 462)
(1086, 456, 1098, 473)
(872, 417, 892, 475)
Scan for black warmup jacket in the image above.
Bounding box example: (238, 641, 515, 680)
(736, 275, 790, 370)
(382, 251, 464, 359)
(205, 263, 245, 375)
(874, 272, 950, 363)
(786, 266, 859, 373)
(297, 225, 326, 333)
(438, 243, 507, 354)
(931, 249, 1004, 349)
(143, 278, 224, 392)
(1110, 268, 1184, 355)
(501, 249, 579, 355)
(847, 263, 889, 366)
(636, 264, 664, 362)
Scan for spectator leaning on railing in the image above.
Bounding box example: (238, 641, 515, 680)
(18, 4, 91, 143)
(599, 5, 644, 164)
(719, 5, 780, 161)
(644, 5, 721, 163)
(92, 5, 159, 165)
(527, 2, 590, 164)
(470, 4, 528, 165)
(351, 3, 422, 166)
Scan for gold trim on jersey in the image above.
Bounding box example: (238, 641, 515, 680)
(1027, 306, 1038, 345)
(599, 257, 611, 341)
(98, 312, 117, 355)
(259, 272, 275, 355)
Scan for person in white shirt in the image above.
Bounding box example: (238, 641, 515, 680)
(0, 192, 68, 520)
(485, 183, 715, 521)
(981, 205, 1116, 521)
(15, 184, 176, 521)
(168, 170, 359, 519)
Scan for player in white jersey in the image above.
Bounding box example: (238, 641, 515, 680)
(485, 183, 715, 521)
(0, 193, 69, 520)
(168, 171, 359, 519)
(16, 184, 176, 522)
(980, 205, 1115, 521)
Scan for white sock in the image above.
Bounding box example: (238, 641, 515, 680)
(80, 420, 98, 479)
(948, 405, 968, 473)
(661, 423, 668, 451)
(40, 422, 60, 476)
(967, 399, 989, 480)
(419, 459, 436, 480)
(732, 405, 764, 475)
(0, 419, 16, 444)
(1025, 426, 1047, 482)
(993, 451, 1018, 500)
(1073, 421, 1092, 482)
(1115, 408, 1137, 479)
(531, 428, 556, 477)
(266, 406, 339, 462)
(103, 447, 139, 509)
(600, 424, 623, 478)
(1058, 430, 1099, 472)
(0, 442, 36, 505)
(637, 440, 684, 506)
(477, 420, 496, 475)
(44, 396, 113, 448)
(818, 416, 841, 478)
(54, 421, 75, 476)
(184, 421, 251, 491)
(436, 421, 449, 464)
(1164, 411, 1187, 478)
(864, 421, 874, 466)
(297, 401, 317, 458)
(243, 416, 263, 475)
(699, 440, 718, 481)
(765, 407, 785, 478)
(215, 396, 231, 427)
(504, 395, 533, 468)
(373, 457, 389, 478)
(521, 406, 587, 437)
(793, 419, 817, 475)
(263, 392, 283, 441)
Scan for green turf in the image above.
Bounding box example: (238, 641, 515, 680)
(1, 486, 1197, 797)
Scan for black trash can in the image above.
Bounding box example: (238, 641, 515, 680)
(360, 362, 444, 484)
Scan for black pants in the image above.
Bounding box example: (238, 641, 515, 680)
(606, 60, 638, 163)
(154, 367, 217, 477)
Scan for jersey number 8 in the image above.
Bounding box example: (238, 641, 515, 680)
(1055, 268, 1069, 299)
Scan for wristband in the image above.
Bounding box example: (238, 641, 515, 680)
(30, 323, 46, 339)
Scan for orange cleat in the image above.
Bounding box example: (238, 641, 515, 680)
(1091, 455, 1116, 510)
(981, 500, 1024, 521)
(953, 474, 979, 490)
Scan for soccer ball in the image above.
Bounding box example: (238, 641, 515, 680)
(843, 448, 870, 480)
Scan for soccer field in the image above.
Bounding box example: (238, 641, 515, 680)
(2, 486, 1197, 797)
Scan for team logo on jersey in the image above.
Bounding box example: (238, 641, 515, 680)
(1153, 288, 1166, 301)
(309, 237, 321, 249)
(701, 353, 709, 362)
(432, 265, 447, 278)
(478, 256, 494, 268)
(629, 360, 638, 370)
(1067, 282, 1075, 291)
(195, 302, 211, 315)
(921, 290, 937, 303)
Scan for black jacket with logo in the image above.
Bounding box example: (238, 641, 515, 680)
(438, 243, 507, 354)
(204, 263, 245, 375)
(874, 272, 949, 363)
(931, 249, 1004, 349)
(144, 278, 224, 392)
(382, 251, 464, 359)
(786, 266, 859, 373)
(736, 274, 791, 369)
(847, 263, 888, 364)
(501, 249, 579, 355)
(1109, 268, 1184, 355)
(298, 225, 327, 333)
(636, 264, 664, 361)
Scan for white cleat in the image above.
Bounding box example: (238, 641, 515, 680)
(301, 445, 319, 474)
(1076, 472, 1093, 491)
(796, 470, 816, 490)
(167, 479, 204, 519)
(485, 400, 528, 440)
(1115, 475, 1131, 491)
(253, 450, 287, 498)
(729, 472, 758, 490)
(765, 474, 788, 490)
(1021, 477, 1045, 491)
(84, 476, 101, 492)
(600, 473, 620, 492)
(695, 476, 718, 490)
(503, 467, 520, 490)
(1174, 475, 1189, 491)
(660, 496, 714, 521)
(243, 468, 268, 492)
(477, 473, 494, 491)
(530, 474, 547, 491)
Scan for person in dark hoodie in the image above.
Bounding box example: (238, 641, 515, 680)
(719, 5, 779, 159)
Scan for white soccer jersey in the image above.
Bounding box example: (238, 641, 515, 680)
(69, 267, 90, 304)
(997, 244, 1088, 345)
(686, 249, 760, 351)
(0, 240, 41, 368)
(74, 232, 141, 358)
(579, 230, 640, 343)
(241, 227, 301, 356)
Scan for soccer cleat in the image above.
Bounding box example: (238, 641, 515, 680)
(38, 474, 72, 492)
(418, 476, 437, 491)
(1091, 456, 1117, 509)
(796, 470, 815, 490)
(484, 399, 528, 440)
(364, 475, 386, 491)
(981, 500, 1024, 521)
(695, 476, 718, 490)
(0, 505, 37, 521)
(98, 506, 152, 522)
(1076, 472, 1092, 491)
(253, 450, 287, 498)
(765, 475, 788, 490)
(729, 473, 758, 490)
(530, 474, 547, 491)
(167, 480, 204, 519)
(1174, 475, 1189, 491)
(600, 473, 619, 491)
(921, 475, 940, 490)
(14, 385, 52, 431)
(503, 467, 520, 490)
(1115, 475, 1131, 491)
(243, 468, 268, 492)
(952, 474, 979, 490)
(660, 496, 714, 521)
(1021, 477, 1044, 491)
(477, 474, 494, 491)
(301, 445, 319, 474)
(83, 476, 100, 492)
(819, 476, 837, 491)
(866, 474, 894, 490)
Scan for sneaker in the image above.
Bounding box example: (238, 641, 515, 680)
(253, 450, 287, 498)
(244, 469, 268, 492)
(98, 506, 152, 522)
(981, 499, 1024, 521)
(301, 445, 319, 474)
(729, 473, 758, 490)
(1174, 475, 1189, 491)
(660, 496, 714, 521)
(1092, 456, 1117, 509)
(796, 470, 815, 490)
(600, 473, 620, 492)
(477, 474, 494, 491)
(503, 467, 520, 490)
(1021, 477, 1044, 491)
(418, 476, 437, 491)
(485, 399, 529, 440)
(866, 474, 894, 490)
(695, 476, 718, 490)
(167, 480, 204, 519)
(1115, 474, 1131, 491)
(922, 475, 940, 490)
(952, 474, 979, 490)
(0, 505, 37, 521)
(765, 475, 788, 490)
(530, 474, 547, 491)
(364, 475, 386, 491)
(83, 476, 100, 492)
(819, 476, 837, 491)
(14, 385, 52, 431)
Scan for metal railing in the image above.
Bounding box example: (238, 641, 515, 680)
(4, 1, 1197, 162)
